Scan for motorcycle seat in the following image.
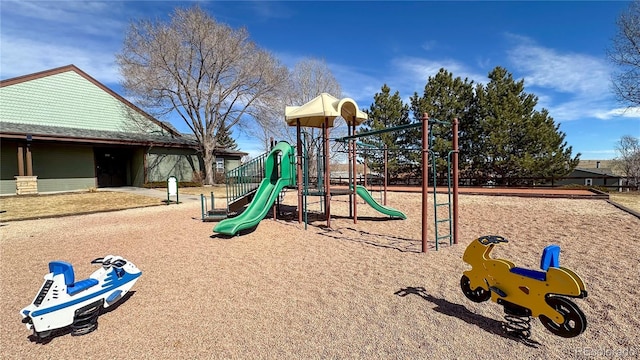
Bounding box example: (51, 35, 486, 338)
(49, 261, 99, 296)
(67, 278, 99, 295)
(507, 245, 561, 281)
(509, 267, 547, 281)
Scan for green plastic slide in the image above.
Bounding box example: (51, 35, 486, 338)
(355, 185, 407, 219)
(213, 142, 296, 236)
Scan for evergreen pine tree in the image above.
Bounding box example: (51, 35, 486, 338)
(409, 68, 479, 181)
(476, 67, 579, 184)
(216, 123, 238, 151)
(359, 85, 412, 179)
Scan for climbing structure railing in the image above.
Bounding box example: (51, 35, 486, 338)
(224, 150, 268, 209)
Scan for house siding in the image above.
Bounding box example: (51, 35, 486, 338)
(1, 140, 18, 181)
(0, 71, 164, 134)
(225, 158, 241, 172)
(555, 169, 621, 188)
(0, 142, 97, 194)
(0, 180, 16, 195)
(146, 148, 201, 183)
(33, 144, 96, 192)
(131, 148, 145, 187)
(37, 178, 97, 193)
(33, 143, 95, 178)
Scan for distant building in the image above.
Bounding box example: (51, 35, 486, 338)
(556, 167, 622, 191)
(577, 160, 624, 176)
(0, 65, 245, 195)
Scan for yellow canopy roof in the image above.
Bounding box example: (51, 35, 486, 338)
(285, 93, 368, 128)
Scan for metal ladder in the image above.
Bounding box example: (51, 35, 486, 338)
(426, 119, 454, 251)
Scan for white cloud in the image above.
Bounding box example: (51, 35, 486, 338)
(542, 98, 609, 122)
(0, 37, 121, 83)
(505, 34, 638, 123)
(594, 107, 640, 120)
(246, 1, 295, 21)
(508, 43, 610, 98)
(3, 0, 107, 22)
(328, 63, 382, 107)
(384, 57, 488, 106)
(476, 56, 493, 70)
(1, 0, 126, 37)
(0, 0, 126, 83)
(391, 56, 487, 86)
(539, 98, 640, 123)
(322, 56, 489, 112)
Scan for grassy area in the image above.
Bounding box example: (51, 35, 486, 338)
(609, 191, 640, 213)
(0, 191, 164, 222)
(0, 185, 229, 222)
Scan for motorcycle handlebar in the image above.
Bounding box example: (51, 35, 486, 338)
(478, 235, 509, 245)
(91, 257, 127, 267)
(111, 259, 127, 267)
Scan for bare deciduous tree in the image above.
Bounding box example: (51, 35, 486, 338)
(250, 58, 344, 179)
(116, 6, 288, 184)
(252, 58, 343, 144)
(609, 0, 640, 106)
(613, 135, 640, 190)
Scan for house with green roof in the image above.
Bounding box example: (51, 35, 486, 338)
(0, 65, 245, 195)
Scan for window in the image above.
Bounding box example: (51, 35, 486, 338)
(584, 178, 592, 186)
(216, 158, 225, 173)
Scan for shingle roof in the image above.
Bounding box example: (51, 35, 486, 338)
(0, 121, 196, 147)
(0, 122, 248, 156)
(574, 167, 619, 177)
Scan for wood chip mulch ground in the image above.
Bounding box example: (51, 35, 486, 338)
(1, 192, 638, 359)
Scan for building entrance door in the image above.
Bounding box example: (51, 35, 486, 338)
(95, 148, 131, 187)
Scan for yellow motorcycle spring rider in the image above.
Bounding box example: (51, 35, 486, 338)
(460, 235, 588, 339)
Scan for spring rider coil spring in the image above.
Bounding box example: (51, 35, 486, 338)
(70, 300, 103, 336)
(500, 301, 532, 339)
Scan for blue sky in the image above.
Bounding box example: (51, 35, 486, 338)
(2, 0, 639, 160)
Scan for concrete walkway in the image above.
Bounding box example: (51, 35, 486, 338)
(97, 186, 201, 203)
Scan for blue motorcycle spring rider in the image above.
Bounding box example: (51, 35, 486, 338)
(21, 255, 142, 339)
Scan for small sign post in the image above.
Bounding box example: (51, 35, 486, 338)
(166, 176, 179, 204)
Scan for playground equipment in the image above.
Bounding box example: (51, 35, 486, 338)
(200, 192, 228, 222)
(427, 118, 458, 250)
(213, 141, 296, 235)
(353, 185, 406, 219)
(286, 93, 369, 230)
(286, 94, 410, 229)
(21, 255, 142, 339)
(299, 130, 406, 226)
(336, 113, 459, 251)
(214, 94, 407, 236)
(214, 94, 455, 249)
(460, 235, 588, 339)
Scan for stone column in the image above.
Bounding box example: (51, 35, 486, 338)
(15, 176, 38, 195)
